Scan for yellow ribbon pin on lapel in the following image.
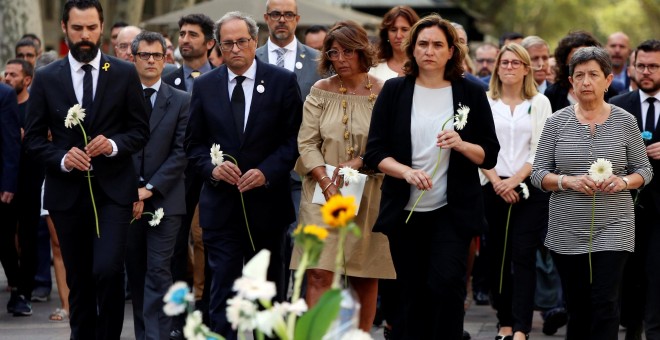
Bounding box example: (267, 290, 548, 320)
(102, 62, 110, 71)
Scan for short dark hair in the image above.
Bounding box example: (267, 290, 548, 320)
(6, 59, 34, 78)
(318, 21, 376, 76)
(499, 32, 524, 47)
(111, 21, 128, 30)
(20, 33, 41, 49)
(178, 14, 215, 42)
(377, 6, 420, 61)
(131, 31, 167, 56)
(15, 38, 38, 55)
(62, 0, 103, 25)
(305, 25, 328, 36)
(635, 39, 660, 63)
(569, 46, 612, 77)
(553, 31, 601, 89)
(402, 14, 466, 80)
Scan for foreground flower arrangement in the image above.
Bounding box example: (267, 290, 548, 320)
(163, 195, 372, 340)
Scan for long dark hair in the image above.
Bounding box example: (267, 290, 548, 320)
(376, 6, 419, 61)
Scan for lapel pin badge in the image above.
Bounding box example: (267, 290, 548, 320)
(102, 62, 110, 71)
(256, 84, 265, 93)
(300, 53, 305, 59)
(174, 78, 181, 86)
(295, 61, 303, 70)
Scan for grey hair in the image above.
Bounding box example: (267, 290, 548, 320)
(569, 46, 612, 76)
(35, 51, 58, 70)
(131, 31, 167, 56)
(214, 11, 259, 43)
(450, 22, 464, 31)
(521, 35, 549, 51)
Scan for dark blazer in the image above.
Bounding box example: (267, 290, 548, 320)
(133, 83, 190, 215)
(610, 91, 660, 212)
(162, 61, 214, 92)
(255, 40, 321, 99)
(24, 54, 150, 210)
(364, 76, 500, 237)
(185, 58, 303, 232)
(0, 83, 20, 194)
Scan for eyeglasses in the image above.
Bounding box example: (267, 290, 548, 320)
(17, 53, 36, 59)
(266, 11, 298, 21)
(326, 49, 355, 61)
(220, 38, 252, 52)
(116, 43, 130, 51)
(476, 58, 495, 65)
(135, 52, 165, 61)
(635, 63, 659, 73)
(499, 59, 526, 69)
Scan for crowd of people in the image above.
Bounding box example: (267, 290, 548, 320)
(1, 0, 659, 340)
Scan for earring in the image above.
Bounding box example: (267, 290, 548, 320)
(605, 88, 608, 93)
(387, 39, 390, 42)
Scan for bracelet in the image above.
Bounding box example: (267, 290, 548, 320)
(621, 176, 629, 190)
(318, 175, 330, 184)
(322, 181, 333, 193)
(557, 175, 565, 191)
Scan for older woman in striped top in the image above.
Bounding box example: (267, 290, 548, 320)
(531, 46, 653, 340)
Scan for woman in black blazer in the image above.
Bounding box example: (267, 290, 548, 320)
(364, 14, 499, 339)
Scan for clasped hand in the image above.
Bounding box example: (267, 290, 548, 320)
(212, 161, 265, 193)
(64, 135, 112, 171)
(567, 174, 623, 195)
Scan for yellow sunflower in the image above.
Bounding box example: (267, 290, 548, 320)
(321, 195, 356, 228)
(303, 224, 329, 241)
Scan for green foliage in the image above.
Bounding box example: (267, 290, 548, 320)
(294, 289, 342, 340)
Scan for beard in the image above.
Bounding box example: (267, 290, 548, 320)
(637, 76, 660, 94)
(13, 82, 24, 94)
(66, 35, 101, 63)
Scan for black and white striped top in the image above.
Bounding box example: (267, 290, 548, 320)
(531, 104, 653, 255)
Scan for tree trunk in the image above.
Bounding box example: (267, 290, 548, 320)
(0, 0, 43, 67)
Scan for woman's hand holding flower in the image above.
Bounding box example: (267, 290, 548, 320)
(598, 175, 625, 194)
(437, 130, 463, 150)
(331, 157, 364, 184)
(402, 168, 432, 191)
(212, 160, 242, 185)
(566, 175, 598, 195)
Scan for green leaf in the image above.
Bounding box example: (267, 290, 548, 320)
(294, 288, 342, 340)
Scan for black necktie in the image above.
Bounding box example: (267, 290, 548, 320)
(81, 64, 93, 112)
(232, 76, 246, 137)
(143, 88, 156, 116)
(645, 97, 657, 133)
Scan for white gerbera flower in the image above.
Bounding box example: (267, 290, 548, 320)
(162, 281, 194, 316)
(226, 296, 257, 332)
(589, 158, 613, 183)
(183, 310, 204, 339)
(454, 103, 470, 130)
(340, 328, 374, 340)
(232, 277, 277, 301)
(338, 166, 360, 185)
(210, 143, 224, 166)
(149, 208, 164, 226)
(64, 104, 86, 129)
(519, 183, 530, 200)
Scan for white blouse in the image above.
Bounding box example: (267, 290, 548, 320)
(489, 98, 533, 177)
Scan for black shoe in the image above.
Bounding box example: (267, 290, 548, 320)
(495, 336, 512, 340)
(170, 329, 184, 340)
(543, 308, 568, 335)
(12, 295, 32, 316)
(6, 290, 18, 313)
(474, 291, 490, 306)
(463, 330, 471, 340)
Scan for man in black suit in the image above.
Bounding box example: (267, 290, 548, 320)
(23, 1, 149, 338)
(185, 11, 302, 339)
(610, 39, 660, 340)
(126, 31, 190, 340)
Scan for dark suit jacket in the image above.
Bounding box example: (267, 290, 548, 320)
(162, 61, 214, 92)
(0, 83, 20, 194)
(24, 54, 150, 210)
(133, 83, 190, 215)
(185, 58, 303, 232)
(255, 41, 321, 99)
(610, 90, 660, 212)
(364, 76, 500, 237)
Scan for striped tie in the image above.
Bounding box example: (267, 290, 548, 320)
(275, 48, 287, 68)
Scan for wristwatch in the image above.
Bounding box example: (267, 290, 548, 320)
(145, 183, 154, 191)
(621, 177, 629, 190)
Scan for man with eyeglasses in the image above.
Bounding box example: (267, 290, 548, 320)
(125, 31, 190, 340)
(475, 42, 498, 81)
(185, 11, 302, 339)
(15, 38, 39, 67)
(610, 39, 660, 340)
(255, 0, 321, 299)
(114, 25, 142, 62)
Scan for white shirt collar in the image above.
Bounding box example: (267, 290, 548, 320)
(227, 60, 257, 82)
(68, 50, 102, 72)
(142, 79, 162, 92)
(267, 38, 297, 55)
(639, 90, 660, 103)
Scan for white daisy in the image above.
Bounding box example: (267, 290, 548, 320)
(338, 166, 360, 185)
(148, 208, 164, 226)
(64, 104, 86, 129)
(210, 143, 224, 166)
(589, 158, 613, 183)
(519, 183, 530, 200)
(454, 103, 470, 130)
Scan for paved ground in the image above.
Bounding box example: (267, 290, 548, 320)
(0, 268, 637, 339)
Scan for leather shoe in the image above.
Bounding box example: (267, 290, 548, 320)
(169, 329, 183, 340)
(462, 330, 471, 340)
(495, 335, 512, 340)
(543, 308, 567, 335)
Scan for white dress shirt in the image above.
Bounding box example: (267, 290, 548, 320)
(142, 79, 161, 107)
(489, 98, 533, 178)
(267, 38, 297, 72)
(227, 61, 257, 129)
(640, 90, 660, 131)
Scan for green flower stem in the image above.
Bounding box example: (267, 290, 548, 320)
(224, 154, 255, 252)
(332, 227, 348, 289)
(406, 116, 454, 224)
(499, 204, 513, 293)
(76, 119, 100, 238)
(286, 250, 309, 339)
(589, 194, 595, 284)
(130, 211, 155, 224)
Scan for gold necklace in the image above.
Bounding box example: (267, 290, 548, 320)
(338, 74, 376, 158)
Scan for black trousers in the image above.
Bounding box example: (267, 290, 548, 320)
(483, 180, 549, 334)
(552, 250, 628, 340)
(50, 181, 131, 340)
(387, 206, 472, 340)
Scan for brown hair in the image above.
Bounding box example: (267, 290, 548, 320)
(317, 21, 376, 76)
(488, 43, 538, 100)
(402, 14, 466, 80)
(376, 6, 420, 61)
